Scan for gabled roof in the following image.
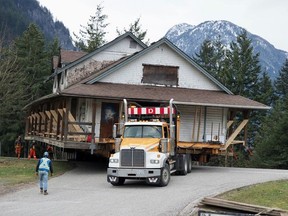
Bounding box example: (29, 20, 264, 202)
(85, 37, 233, 95)
(53, 32, 147, 76)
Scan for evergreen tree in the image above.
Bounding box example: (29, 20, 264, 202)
(0, 24, 57, 156)
(0, 34, 28, 155)
(255, 71, 275, 106)
(247, 71, 274, 151)
(194, 37, 225, 80)
(253, 60, 288, 169)
(274, 58, 288, 101)
(224, 30, 261, 99)
(221, 31, 266, 152)
(48, 37, 60, 58)
(15, 23, 52, 100)
(73, 4, 109, 52)
(253, 101, 288, 169)
(116, 17, 149, 44)
(194, 39, 216, 74)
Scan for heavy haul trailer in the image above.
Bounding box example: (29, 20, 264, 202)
(107, 99, 230, 187)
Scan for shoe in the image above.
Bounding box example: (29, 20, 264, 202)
(44, 191, 48, 195)
(40, 188, 43, 194)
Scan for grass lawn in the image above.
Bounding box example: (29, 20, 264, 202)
(217, 180, 288, 210)
(0, 157, 76, 194)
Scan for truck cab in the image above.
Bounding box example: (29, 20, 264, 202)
(107, 99, 191, 187)
(107, 121, 173, 186)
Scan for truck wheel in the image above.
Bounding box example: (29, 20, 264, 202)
(159, 164, 170, 187)
(111, 177, 125, 186)
(187, 154, 192, 173)
(179, 155, 188, 175)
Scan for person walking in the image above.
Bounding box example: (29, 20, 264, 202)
(35, 152, 53, 195)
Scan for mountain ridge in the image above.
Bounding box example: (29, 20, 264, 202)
(165, 20, 287, 80)
(0, 0, 74, 50)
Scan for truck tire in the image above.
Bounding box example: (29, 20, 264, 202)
(111, 177, 125, 186)
(179, 154, 188, 175)
(187, 154, 192, 173)
(159, 164, 170, 187)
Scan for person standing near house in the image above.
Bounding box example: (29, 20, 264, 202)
(28, 141, 37, 159)
(46, 145, 54, 160)
(35, 152, 53, 195)
(14, 136, 22, 159)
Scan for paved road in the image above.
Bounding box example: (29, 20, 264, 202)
(1, 161, 288, 216)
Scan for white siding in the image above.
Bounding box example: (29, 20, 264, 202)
(104, 37, 143, 56)
(178, 105, 205, 142)
(177, 105, 227, 143)
(63, 36, 144, 89)
(100, 44, 221, 91)
(205, 107, 227, 143)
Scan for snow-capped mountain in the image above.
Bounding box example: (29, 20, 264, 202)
(165, 20, 287, 80)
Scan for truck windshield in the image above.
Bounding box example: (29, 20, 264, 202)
(123, 125, 162, 138)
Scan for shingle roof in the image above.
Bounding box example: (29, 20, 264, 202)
(60, 82, 270, 110)
(60, 50, 87, 64)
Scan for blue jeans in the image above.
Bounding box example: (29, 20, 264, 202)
(39, 171, 48, 191)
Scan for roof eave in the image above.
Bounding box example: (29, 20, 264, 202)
(173, 100, 271, 110)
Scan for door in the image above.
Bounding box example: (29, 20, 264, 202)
(100, 103, 119, 139)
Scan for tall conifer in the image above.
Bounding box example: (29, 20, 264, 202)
(73, 4, 109, 52)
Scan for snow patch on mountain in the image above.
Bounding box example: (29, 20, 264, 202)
(165, 20, 288, 80)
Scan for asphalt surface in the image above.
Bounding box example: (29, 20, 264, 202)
(1, 161, 288, 216)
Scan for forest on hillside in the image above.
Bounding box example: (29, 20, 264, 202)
(0, 0, 74, 49)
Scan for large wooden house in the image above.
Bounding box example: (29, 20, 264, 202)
(24, 32, 269, 160)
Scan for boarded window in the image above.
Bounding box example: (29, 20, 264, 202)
(142, 64, 179, 86)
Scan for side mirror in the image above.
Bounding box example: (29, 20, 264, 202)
(160, 138, 168, 153)
(115, 138, 121, 152)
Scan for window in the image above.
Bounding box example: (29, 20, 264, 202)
(142, 64, 179, 86)
(123, 125, 162, 138)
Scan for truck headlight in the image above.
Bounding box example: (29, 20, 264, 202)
(150, 159, 160, 164)
(110, 158, 119, 163)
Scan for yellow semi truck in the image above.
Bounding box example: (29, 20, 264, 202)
(107, 99, 198, 186)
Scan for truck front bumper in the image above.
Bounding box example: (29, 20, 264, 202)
(107, 167, 161, 184)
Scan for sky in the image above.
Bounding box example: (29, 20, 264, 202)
(37, 0, 288, 51)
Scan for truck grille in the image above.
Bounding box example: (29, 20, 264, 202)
(120, 149, 145, 167)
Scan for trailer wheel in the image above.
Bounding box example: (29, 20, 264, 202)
(111, 177, 125, 186)
(159, 164, 170, 187)
(179, 154, 188, 175)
